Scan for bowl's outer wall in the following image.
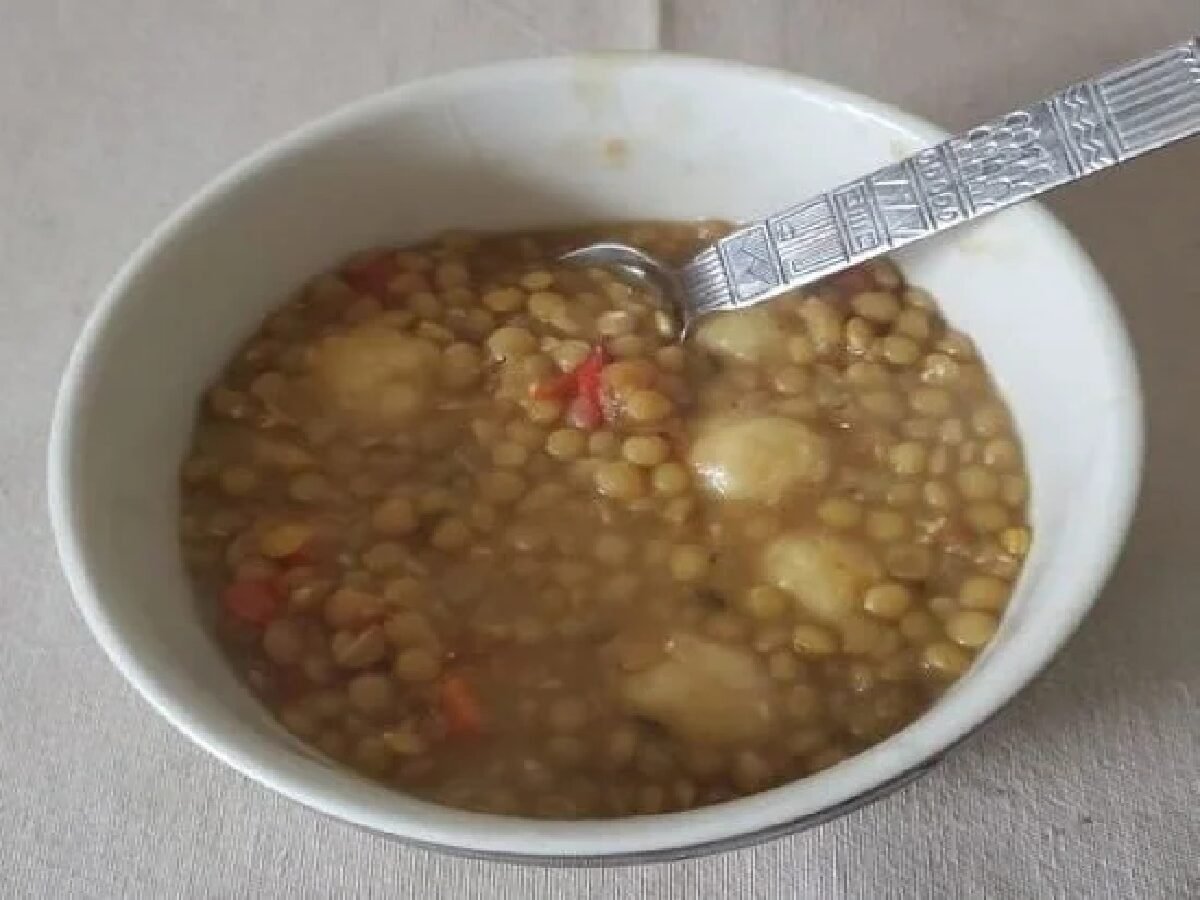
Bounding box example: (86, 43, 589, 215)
(49, 55, 1142, 859)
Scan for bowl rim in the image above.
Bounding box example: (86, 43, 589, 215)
(47, 51, 1144, 860)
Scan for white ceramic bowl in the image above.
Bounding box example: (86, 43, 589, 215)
(48, 54, 1142, 862)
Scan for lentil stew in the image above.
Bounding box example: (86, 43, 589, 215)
(178, 221, 1031, 818)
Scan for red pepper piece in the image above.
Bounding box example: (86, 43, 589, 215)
(829, 266, 873, 295)
(343, 253, 399, 298)
(530, 372, 576, 402)
(573, 345, 608, 389)
(275, 667, 311, 700)
(567, 393, 604, 429)
(222, 579, 283, 627)
(439, 674, 484, 738)
(279, 540, 318, 569)
(572, 345, 609, 426)
(528, 344, 611, 429)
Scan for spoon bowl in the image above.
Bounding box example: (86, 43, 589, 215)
(560, 241, 691, 332)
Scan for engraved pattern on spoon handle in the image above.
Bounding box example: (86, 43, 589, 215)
(681, 37, 1200, 314)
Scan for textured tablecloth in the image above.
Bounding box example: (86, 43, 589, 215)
(2, 2, 1197, 897)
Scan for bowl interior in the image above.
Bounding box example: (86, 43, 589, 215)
(50, 55, 1140, 859)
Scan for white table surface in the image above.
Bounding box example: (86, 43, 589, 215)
(2, 2, 1197, 897)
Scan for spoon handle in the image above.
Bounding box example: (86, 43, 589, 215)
(681, 37, 1200, 314)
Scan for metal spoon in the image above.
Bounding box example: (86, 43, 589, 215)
(563, 37, 1200, 334)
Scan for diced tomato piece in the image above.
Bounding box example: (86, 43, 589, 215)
(439, 674, 484, 738)
(568, 345, 610, 428)
(830, 266, 873, 294)
(529, 344, 609, 428)
(530, 372, 576, 402)
(279, 540, 318, 569)
(567, 393, 604, 429)
(275, 667, 311, 700)
(573, 345, 609, 389)
(222, 579, 283, 626)
(343, 254, 399, 298)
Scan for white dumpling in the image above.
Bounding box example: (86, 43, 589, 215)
(309, 325, 440, 427)
(694, 307, 784, 363)
(762, 533, 881, 622)
(620, 633, 775, 745)
(689, 416, 831, 504)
